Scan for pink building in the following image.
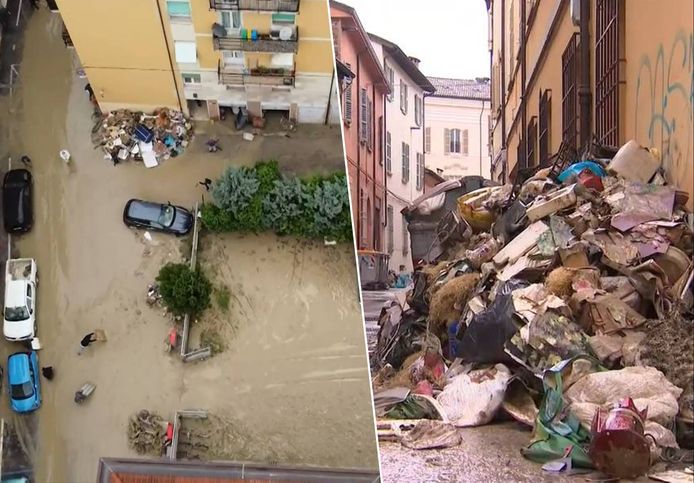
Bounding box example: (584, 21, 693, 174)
(331, 1, 390, 251)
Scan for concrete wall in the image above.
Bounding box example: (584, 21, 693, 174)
(56, 0, 182, 112)
(331, 7, 387, 251)
(425, 96, 492, 179)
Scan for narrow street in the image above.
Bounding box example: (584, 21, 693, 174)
(0, 9, 377, 482)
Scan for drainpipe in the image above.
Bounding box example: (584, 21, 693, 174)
(155, 0, 183, 112)
(325, 67, 335, 125)
(520, 0, 527, 171)
(372, 82, 378, 251)
(355, 52, 362, 248)
(501, 0, 507, 149)
(383, 71, 388, 244)
(479, 99, 485, 177)
(423, 91, 430, 187)
(578, 0, 592, 151)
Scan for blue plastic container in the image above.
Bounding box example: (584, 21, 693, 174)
(557, 160, 607, 182)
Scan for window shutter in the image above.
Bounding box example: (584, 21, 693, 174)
(404, 84, 408, 113)
(366, 98, 373, 150)
(360, 88, 367, 143)
(386, 131, 391, 173)
(425, 127, 431, 153)
(444, 128, 450, 155)
(463, 129, 469, 155)
(402, 214, 409, 255)
(344, 83, 352, 124)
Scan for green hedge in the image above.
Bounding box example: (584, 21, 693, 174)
(202, 161, 353, 242)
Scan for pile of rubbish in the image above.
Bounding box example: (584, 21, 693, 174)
(128, 409, 166, 455)
(373, 140, 694, 478)
(91, 108, 193, 168)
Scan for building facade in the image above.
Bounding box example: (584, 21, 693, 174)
(369, 34, 435, 272)
(425, 77, 492, 180)
(57, 0, 337, 123)
(331, 1, 389, 252)
(487, 0, 693, 208)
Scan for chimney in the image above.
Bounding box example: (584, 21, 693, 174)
(409, 56, 421, 67)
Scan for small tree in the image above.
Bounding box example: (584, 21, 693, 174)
(156, 263, 212, 316)
(211, 166, 260, 216)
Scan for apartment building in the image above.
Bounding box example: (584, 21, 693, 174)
(487, 0, 693, 208)
(56, 0, 337, 123)
(330, 1, 389, 252)
(425, 77, 492, 180)
(369, 34, 435, 272)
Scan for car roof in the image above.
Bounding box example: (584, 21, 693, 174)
(8, 352, 31, 383)
(127, 199, 163, 221)
(3, 169, 31, 185)
(5, 281, 29, 307)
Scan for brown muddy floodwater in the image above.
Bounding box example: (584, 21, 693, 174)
(0, 10, 378, 483)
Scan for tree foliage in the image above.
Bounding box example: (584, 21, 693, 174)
(156, 263, 212, 316)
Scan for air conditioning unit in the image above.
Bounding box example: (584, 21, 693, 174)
(269, 29, 281, 40)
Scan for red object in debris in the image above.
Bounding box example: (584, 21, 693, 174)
(577, 168, 604, 192)
(165, 422, 174, 442)
(168, 328, 177, 348)
(589, 397, 651, 479)
(413, 380, 434, 396)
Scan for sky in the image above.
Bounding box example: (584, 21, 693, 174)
(338, 0, 490, 79)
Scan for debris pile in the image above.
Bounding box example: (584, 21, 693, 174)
(372, 141, 694, 478)
(92, 109, 193, 168)
(128, 410, 166, 455)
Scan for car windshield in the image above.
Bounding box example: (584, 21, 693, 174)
(10, 382, 33, 400)
(158, 205, 175, 227)
(4, 307, 29, 322)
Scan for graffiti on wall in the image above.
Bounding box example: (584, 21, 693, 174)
(634, 30, 694, 196)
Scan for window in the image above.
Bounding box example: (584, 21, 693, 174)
(387, 205, 394, 254)
(401, 142, 410, 183)
(416, 152, 424, 191)
(271, 13, 295, 24)
(359, 189, 367, 247)
(562, 33, 580, 151)
(414, 95, 422, 126)
(539, 90, 552, 165)
(402, 214, 409, 255)
(425, 127, 431, 153)
(174, 41, 197, 64)
(462, 129, 469, 155)
(400, 79, 408, 114)
(595, 0, 622, 147)
(385, 131, 392, 174)
(526, 116, 538, 167)
(182, 73, 201, 84)
(343, 63, 352, 124)
(385, 65, 394, 102)
(445, 128, 463, 154)
(374, 198, 381, 251)
(221, 11, 241, 29)
(360, 88, 368, 143)
(167, 0, 191, 19)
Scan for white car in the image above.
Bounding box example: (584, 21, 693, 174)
(4, 259, 37, 341)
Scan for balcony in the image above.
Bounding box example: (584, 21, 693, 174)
(218, 62, 296, 87)
(209, 0, 300, 12)
(213, 27, 299, 54)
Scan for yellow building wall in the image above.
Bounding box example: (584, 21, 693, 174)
(191, 0, 219, 34)
(56, 0, 181, 111)
(296, 41, 334, 73)
(243, 12, 271, 31)
(298, 0, 331, 38)
(623, 0, 693, 207)
(197, 37, 220, 70)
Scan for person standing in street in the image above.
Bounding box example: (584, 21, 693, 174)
(198, 178, 212, 191)
(78, 332, 97, 355)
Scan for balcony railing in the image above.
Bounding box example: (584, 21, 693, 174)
(209, 0, 300, 12)
(218, 61, 296, 87)
(213, 27, 299, 54)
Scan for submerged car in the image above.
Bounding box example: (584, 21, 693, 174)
(2, 169, 33, 233)
(7, 351, 41, 413)
(123, 199, 193, 236)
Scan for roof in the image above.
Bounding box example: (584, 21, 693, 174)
(427, 77, 491, 100)
(8, 352, 31, 383)
(368, 33, 435, 93)
(330, 1, 390, 93)
(335, 59, 354, 79)
(97, 458, 380, 483)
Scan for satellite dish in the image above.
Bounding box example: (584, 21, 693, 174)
(279, 26, 293, 41)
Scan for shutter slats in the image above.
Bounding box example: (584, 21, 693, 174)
(444, 128, 450, 155)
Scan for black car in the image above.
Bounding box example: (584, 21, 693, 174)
(123, 199, 193, 236)
(2, 169, 33, 234)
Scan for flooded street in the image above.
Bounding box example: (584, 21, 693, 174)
(0, 10, 377, 482)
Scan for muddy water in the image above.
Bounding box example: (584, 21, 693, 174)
(1, 10, 378, 483)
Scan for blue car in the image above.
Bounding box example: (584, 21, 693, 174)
(7, 351, 41, 413)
